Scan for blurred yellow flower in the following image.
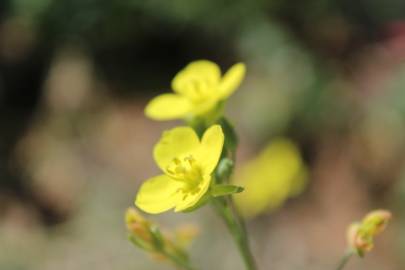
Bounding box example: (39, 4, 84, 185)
(234, 138, 308, 218)
(347, 209, 392, 256)
(174, 224, 200, 249)
(145, 60, 246, 120)
(135, 125, 224, 213)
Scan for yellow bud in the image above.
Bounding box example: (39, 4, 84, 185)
(125, 208, 151, 242)
(125, 207, 147, 224)
(346, 209, 392, 256)
(347, 223, 360, 249)
(362, 209, 392, 235)
(347, 223, 373, 254)
(125, 208, 195, 269)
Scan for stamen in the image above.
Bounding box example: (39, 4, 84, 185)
(166, 155, 202, 189)
(173, 157, 181, 165)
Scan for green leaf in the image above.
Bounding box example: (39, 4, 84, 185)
(211, 184, 244, 197)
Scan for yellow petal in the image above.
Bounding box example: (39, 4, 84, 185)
(135, 174, 183, 214)
(218, 63, 246, 99)
(190, 98, 218, 116)
(145, 94, 192, 120)
(154, 126, 200, 172)
(186, 60, 221, 82)
(195, 125, 224, 175)
(172, 60, 221, 95)
(174, 174, 211, 212)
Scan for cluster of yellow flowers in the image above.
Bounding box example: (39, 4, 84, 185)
(136, 60, 246, 214)
(128, 60, 256, 270)
(127, 59, 393, 270)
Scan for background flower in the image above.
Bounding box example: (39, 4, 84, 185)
(234, 138, 308, 218)
(145, 60, 245, 121)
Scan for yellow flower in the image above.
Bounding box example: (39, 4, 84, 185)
(347, 209, 392, 256)
(234, 138, 307, 218)
(145, 60, 246, 120)
(135, 125, 224, 213)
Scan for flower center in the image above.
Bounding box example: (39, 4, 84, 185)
(166, 155, 202, 191)
(182, 77, 216, 103)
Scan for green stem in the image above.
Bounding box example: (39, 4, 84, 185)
(213, 196, 257, 270)
(335, 250, 354, 270)
(161, 249, 196, 270)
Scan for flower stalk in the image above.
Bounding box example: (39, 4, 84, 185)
(335, 249, 354, 270)
(212, 195, 257, 270)
(209, 116, 257, 270)
(159, 248, 196, 270)
(212, 118, 257, 270)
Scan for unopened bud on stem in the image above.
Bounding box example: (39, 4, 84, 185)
(346, 209, 392, 257)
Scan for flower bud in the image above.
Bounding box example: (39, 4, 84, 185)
(125, 208, 196, 268)
(346, 209, 392, 256)
(125, 207, 152, 242)
(362, 209, 392, 235)
(347, 223, 373, 256)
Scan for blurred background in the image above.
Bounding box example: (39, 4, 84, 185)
(1, 0, 405, 269)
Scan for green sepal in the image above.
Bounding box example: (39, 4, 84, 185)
(128, 234, 153, 251)
(211, 184, 244, 197)
(149, 225, 164, 250)
(180, 193, 210, 213)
